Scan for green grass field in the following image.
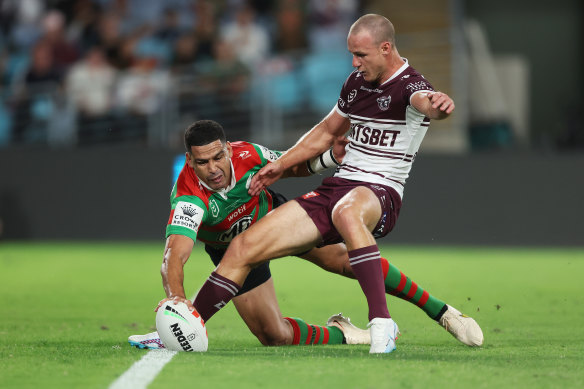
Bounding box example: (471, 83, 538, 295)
(1, 242, 583, 389)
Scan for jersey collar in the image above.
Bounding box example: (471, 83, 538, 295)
(379, 57, 410, 87)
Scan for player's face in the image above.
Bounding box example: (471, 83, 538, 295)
(187, 140, 233, 190)
(347, 31, 391, 85)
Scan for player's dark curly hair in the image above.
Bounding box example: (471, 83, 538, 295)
(184, 120, 227, 152)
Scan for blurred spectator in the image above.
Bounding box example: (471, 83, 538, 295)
(96, 11, 127, 69)
(115, 57, 170, 116)
(171, 33, 199, 70)
(1, 0, 45, 50)
(195, 38, 251, 134)
(22, 41, 62, 86)
(221, 4, 269, 68)
(307, 0, 358, 52)
(155, 8, 183, 44)
(190, 0, 217, 63)
(12, 40, 63, 142)
(274, 0, 308, 54)
(41, 10, 80, 71)
(66, 0, 103, 52)
(114, 57, 171, 142)
(66, 46, 116, 118)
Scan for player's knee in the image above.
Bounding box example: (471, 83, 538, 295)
(254, 325, 289, 346)
(222, 235, 251, 269)
(227, 234, 262, 271)
(331, 204, 360, 235)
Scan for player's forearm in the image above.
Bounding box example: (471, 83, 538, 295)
(413, 91, 455, 120)
(425, 107, 450, 120)
(279, 125, 336, 171)
(161, 253, 187, 299)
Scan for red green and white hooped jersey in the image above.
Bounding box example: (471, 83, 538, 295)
(166, 141, 281, 249)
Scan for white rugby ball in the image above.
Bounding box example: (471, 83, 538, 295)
(156, 301, 208, 352)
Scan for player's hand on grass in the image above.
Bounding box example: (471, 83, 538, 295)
(155, 296, 195, 312)
(249, 160, 285, 196)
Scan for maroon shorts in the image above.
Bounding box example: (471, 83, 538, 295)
(295, 177, 402, 246)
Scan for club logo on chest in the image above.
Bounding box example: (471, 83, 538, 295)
(377, 95, 391, 111)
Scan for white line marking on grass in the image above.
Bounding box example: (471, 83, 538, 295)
(110, 294, 197, 388)
(109, 349, 177, 389)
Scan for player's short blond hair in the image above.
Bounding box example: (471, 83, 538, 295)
(349, 14, 395, 47)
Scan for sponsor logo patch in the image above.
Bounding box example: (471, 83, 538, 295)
(360, 85, 383, 93)
(237, 150, 251, 160)
(219, 215, 253, 242)
(170, 323, 194, 352)
(172, 201, 204, 232)
(406, 81, 432, 92)
(258, 145, 279, 162)
(302, 191, 320, 199)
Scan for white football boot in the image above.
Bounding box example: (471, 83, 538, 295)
(368, 317, 399, 354)
(439, 305, 484, 346)
(327, 313, 370, 345)
(128, 331, 166, 349)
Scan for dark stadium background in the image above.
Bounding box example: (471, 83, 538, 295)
(0, 0, 582, 246)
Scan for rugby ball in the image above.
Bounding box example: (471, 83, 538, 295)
(155, 301, 208, 352)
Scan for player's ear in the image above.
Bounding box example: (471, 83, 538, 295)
(380, 41, 391, 55)
(185, 152, 194, 168)
(226, 142, 233, 158)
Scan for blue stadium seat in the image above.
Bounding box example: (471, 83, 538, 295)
(4, 52, 30, 89)
(251, 65, 303, 112)
(267, 68, 303, 111)
(301, 50, 353, 114)
(0, 102, 12, 146)
(135, 37, 172, 65)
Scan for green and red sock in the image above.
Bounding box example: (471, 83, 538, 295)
(283, 317, 345, 345)
(380, 257, 448, 320)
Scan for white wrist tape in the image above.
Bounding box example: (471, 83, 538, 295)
(306, 148, 340, 174)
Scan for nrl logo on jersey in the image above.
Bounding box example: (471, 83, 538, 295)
(376, 95, 391, 111)
(348, 89, 357, 102)
(209, 198, 219, 218)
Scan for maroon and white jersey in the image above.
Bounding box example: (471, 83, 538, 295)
(334, 59, 434, 198)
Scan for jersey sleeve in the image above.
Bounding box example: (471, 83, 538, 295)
(250, 143, 283, 166)
(335, 71, 356, 117)
(166, 195, 208, 241)
(403, 75, 435, 104)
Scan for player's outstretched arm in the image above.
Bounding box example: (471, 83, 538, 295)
(411, 91, 455, 120)
(156, 234, 195, 312)
(249, 109, 350, 195)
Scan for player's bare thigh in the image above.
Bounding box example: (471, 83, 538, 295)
(220, 200, 322, 272)
(232, 278, 293, 346)
(331, 186, 382, 249)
